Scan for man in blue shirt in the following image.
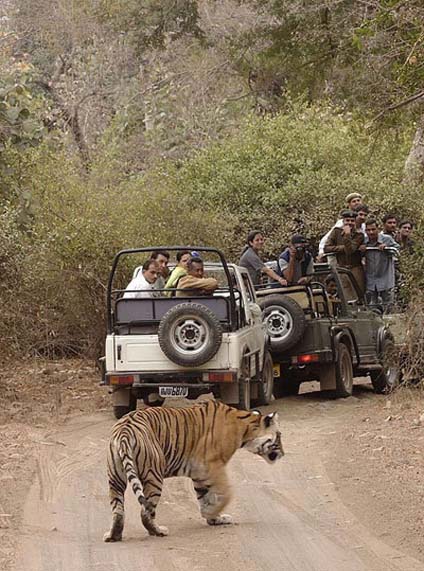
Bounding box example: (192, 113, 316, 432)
(364, 219, 400, 311)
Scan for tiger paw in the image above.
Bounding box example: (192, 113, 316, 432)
(207, 514, 233, 526)
(149, 525, 169, 537)
(103, 531, 122, 542)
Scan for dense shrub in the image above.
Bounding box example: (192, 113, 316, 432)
(161, 105, 418, 257)
(0, 143, 236, 357)
(1, 104, 423, 358)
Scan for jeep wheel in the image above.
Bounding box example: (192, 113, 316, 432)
(335, 343, 353, 398)
(259, 295, 306, 352)
(252, 351, 274, 406)
(158, 303, 223, 367)
(113, 394, 137, 419)
(370, 338, 399, 394)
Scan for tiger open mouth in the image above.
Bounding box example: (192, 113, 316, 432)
(259, 430, 284, 464)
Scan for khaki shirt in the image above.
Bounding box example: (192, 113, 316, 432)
(324, 227, 364, 268)
(175, 275, 218, 297)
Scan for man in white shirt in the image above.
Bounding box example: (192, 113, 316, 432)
(123, 260, 159, 298)
(318, 193, 364, 257)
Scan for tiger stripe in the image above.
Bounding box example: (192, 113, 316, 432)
(103, 400, 283, 542)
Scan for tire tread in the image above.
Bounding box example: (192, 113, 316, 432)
(259, 294, 306, 352)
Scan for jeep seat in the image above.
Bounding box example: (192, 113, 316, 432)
(114, 296, 230, 334)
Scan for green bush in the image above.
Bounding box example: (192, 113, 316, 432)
(1, 103, 423, 358)
(0, 141, 236, 357)
(161, 105, 417, 257)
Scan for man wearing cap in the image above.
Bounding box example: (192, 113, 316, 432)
(324, 209, 365, 295)
(278, 235, 314, 285)
(318, 192, 363, 257)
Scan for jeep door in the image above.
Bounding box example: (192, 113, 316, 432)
(238, 269, 265, 371)
(337, 271, 379, 364)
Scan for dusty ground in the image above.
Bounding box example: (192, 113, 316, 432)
(1, 361, 424, 570)
(326, 383, 424, 560)
(0, 359, 108, 570)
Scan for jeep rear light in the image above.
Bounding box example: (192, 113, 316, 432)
(292, 354, 319, 365)
(109, 375, 134, 386)
(203, 372, 236, 383)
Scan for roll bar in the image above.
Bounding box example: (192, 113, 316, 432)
(106, 246, 237, 332)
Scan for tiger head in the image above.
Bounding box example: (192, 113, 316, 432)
(240, 410, 284, 464)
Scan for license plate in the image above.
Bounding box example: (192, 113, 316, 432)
(273, 364, 280, 378)
(159, 386, 189, 398)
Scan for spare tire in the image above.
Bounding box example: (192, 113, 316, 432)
(158, 303, 223, 367)
(259, 294, 306, 352)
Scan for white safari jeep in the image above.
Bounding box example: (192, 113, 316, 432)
(101, 246, 274, 418)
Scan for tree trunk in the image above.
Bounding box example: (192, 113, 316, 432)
(404, 114, 424, 184)
(37, 57, 91, 171)
(140, 62, 155, 132)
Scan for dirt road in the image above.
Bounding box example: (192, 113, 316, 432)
(13, 387, 424, 571)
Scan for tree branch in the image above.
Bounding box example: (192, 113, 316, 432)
(369, 89, 424, 125)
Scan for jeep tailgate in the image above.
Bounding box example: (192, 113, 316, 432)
(112, 334, 231, 372)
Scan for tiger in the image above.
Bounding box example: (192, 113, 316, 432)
(103, 399, 284, 542)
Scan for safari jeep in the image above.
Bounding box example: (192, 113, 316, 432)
(256, 260, 400, 398)
(101, 246, 274, 418)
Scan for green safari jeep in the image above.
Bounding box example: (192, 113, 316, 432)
(256, 262, 400, 398)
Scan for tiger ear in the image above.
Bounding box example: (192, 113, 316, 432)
(264, 412, 279, 428)
(252, 409, 261, 415)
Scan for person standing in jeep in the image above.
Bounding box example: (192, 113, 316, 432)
(239, 230, 287, 287)
(324, 209, 365, 295)
(396, 220, 415, 252)
(318, 192, 364, 257)
(382, 213, 398, 239)
(364, 219, 400, 311)
(278, 234, 314, 285)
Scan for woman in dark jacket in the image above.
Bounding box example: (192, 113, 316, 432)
(239, 230, 287, 287)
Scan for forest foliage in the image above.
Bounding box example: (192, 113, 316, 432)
(1, 0, 423, 358)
